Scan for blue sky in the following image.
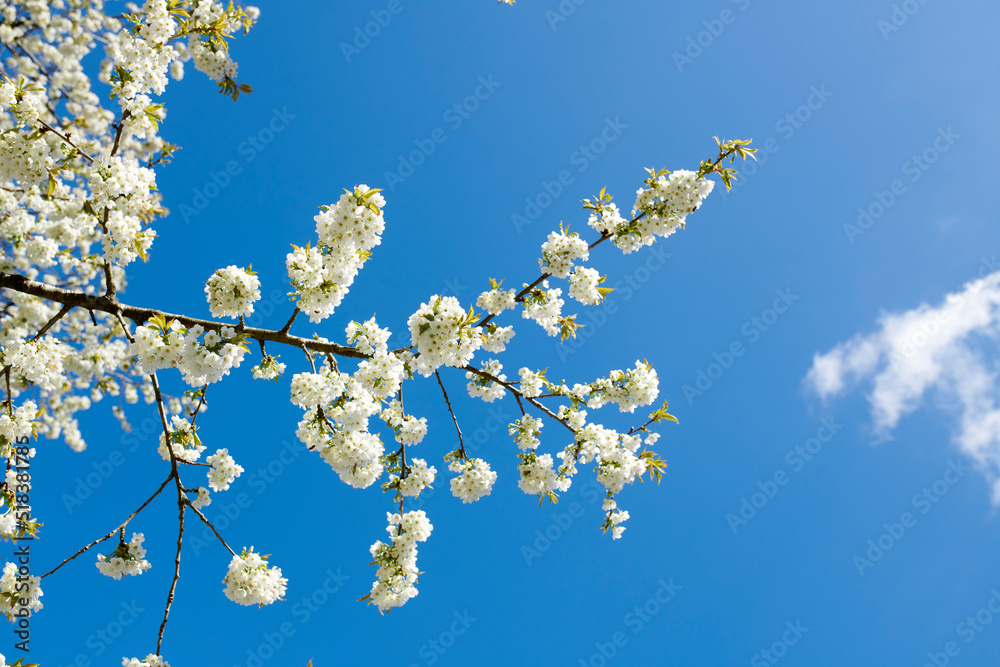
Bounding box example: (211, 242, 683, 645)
(26, 0, 1000, 665)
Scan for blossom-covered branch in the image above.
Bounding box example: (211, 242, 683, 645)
(0, 0, 755, 662)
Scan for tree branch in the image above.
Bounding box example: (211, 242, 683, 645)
(152, 370, 185, 655)
(156, 498, 184, 655)
(0, 272, 368, 358)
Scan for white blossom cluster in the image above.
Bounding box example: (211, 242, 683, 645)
(222, 548, 287, 607)
(586, 202, 628, 238)
(89, 155, 158, 266)
(106, 30, 176, 103)
(521, 282, 565, 336)
(96, 533, 152, 579)
(510, 414, 543, 451)
(570, 424, 648, 494)
(466, 359, 506, 403)
(290, 372, 340, 409)
(131, 321, 248, 386)
(518, 368, 547, 398)
(205, 266, 261, 319)
(251, 354, 286, 380)
(367, 510, 433, 612)
(293, 364, 397, 489)
(408, 295, 483, 376)
(0, 401, 37, 453)
(517, 452, 570, 497)
(189, 39, 237, 81)
(448, 457, 498, 503)
(0, 513, 16, 543)
(0, 562, 42, 619)
(122, 655, 170, 667)
(313, 422, 385, 489)
(586, 361, 659, 413)
(396, 458, 437, 498)
(207, 448, 244, 491)
(346, 317, 392, 355)
(7, 0, 255, 475)
(157, 416, 205, 463)
(614, 169, 715, 253)
(139, 0, 178, 44)
(287, 187, 386, 323)
(635, 169, 714, 220)
(480, 323, 515, 354)
(568, 266, 604, 305)
(603, 498, 631, 540)
(192, 486, 211, 510)
(2, 336, 70, 391)
(476, 285, 516, 316)
(0, 130, 48, 186)
(355, 349, 405, 400)
(381, 399, 428, 445)
(539, 228, 589, 278)
(558, 404, 589, 432)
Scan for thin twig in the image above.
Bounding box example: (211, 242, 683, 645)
(462, 364, 575, 434)
(37, 119, 94, 163)
(303, 345, 317, 373)
(435, 371, 466, 458)
(41, 472, 174, 578)
(31, 303, 73, 340)
(187, 503, 237, 556)
(151, 370, 185, 654)
(156, 499, 184, 654)
(188, 385, 208, 426)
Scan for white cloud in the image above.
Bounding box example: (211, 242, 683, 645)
(806, 264, 1000, 502)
